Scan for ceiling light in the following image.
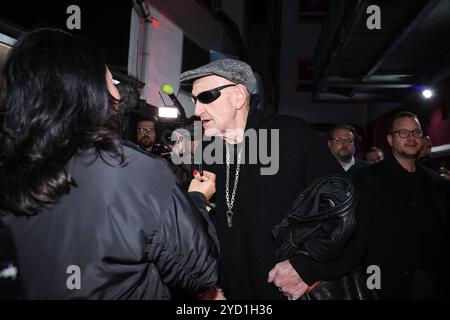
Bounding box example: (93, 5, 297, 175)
(422, 89, 433, 99)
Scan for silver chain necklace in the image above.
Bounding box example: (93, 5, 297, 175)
(225, 143, 243, 228)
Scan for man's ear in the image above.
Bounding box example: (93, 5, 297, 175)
(387, 134, 393, 147)
(327, 140, 332, 149)
(234, 85, 248, 110)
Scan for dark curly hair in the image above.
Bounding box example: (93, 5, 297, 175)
(0, 28, 124, 216)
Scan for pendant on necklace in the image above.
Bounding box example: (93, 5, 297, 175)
(226, 210, 234, 228)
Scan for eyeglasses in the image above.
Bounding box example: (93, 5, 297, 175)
(191, 84, 237, 104)
(137, 128, 155, 135)
(331, 138, 354, 144)
(390, 129, 423, 138)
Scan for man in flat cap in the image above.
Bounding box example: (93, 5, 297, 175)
(180, 59, 364, 300)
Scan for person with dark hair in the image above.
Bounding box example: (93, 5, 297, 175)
(355, 111, 449, 299)
(328, 124, 367, 179)
(365, 147, 384, 165)
(136, 117, 157, 153)
(0, 28, 219, 299)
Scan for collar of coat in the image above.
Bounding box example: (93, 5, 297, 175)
(383, 153, 438, 185)
(244, 95, 276, 131)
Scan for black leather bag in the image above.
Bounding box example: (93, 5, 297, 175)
(272, 175, 356, 262)
(300, 270, 377, 300)
(272, 175, 375, 300)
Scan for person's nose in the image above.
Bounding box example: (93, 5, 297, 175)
(195, 102, 205, 117)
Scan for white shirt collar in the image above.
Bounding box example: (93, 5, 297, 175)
(342, 156, 356, 172)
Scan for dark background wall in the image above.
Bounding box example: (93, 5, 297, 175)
(0, 0, 132, 68)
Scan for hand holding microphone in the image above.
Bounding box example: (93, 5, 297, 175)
(189, 170, 216, 201)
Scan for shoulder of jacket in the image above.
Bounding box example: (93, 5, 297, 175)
(121, 141, 176, 181)
(419, 164, 446, 185)
(271, 114, 307, 125)
(122, 140, 156, 157)
(122, 140, 173, 165)
(354, 160, 379, 179)
(355, 159, 369, 168)
(268, 114, 313, 133)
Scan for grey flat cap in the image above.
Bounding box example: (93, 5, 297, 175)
(179, 59, 257, 94)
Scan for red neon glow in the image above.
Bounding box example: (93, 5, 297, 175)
(151, 18, 160, 28)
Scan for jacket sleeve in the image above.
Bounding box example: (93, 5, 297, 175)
(289, 121, 367, 285)
(188, 191, 220, 252)
(147, 186, 219, 294)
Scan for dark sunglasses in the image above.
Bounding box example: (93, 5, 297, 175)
(191, 84, 237, 104)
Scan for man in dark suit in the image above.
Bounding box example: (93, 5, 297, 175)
(355, 111, 449, 299)
(328, 124, 367, 180)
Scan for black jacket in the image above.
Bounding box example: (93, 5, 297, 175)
(1, 144, 219, 299)
(354, 154, 449, 299)
(203, 108, 364, 299)
(345, 159, 368, 181)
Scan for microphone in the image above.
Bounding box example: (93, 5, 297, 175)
(160, 83, 187, 120)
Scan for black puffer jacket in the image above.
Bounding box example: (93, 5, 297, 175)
(1, 143, 219, 299)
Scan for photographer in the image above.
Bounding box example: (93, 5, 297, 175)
(136, 117, 157, 153)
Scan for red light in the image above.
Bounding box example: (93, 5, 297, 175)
(151, 18, 160, 28)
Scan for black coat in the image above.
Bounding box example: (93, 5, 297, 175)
(1, 143, 219, 299)
(203, 108, 365, 299)
(345, 159, 368, 181)
(354, 154, 449, 299)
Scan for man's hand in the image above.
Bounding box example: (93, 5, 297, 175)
(267, 260, 309, 300)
